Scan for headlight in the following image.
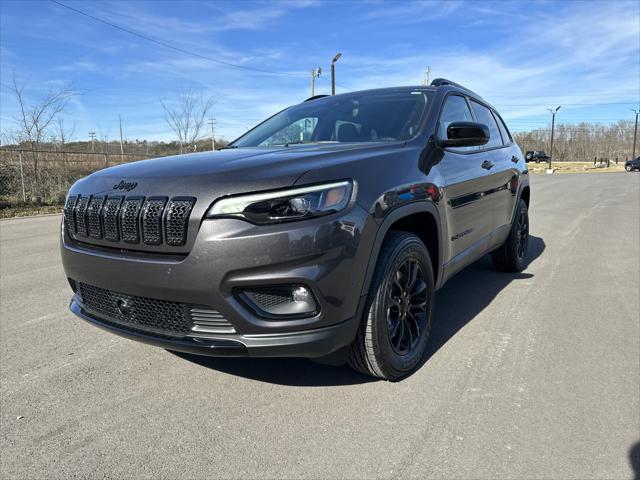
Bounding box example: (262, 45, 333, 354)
(207, 180, 354, 224)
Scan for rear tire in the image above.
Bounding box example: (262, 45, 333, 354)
(348, 231, 435, 381)
(492, 199, 529, 272)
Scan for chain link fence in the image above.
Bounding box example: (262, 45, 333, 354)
(0, 149, 153, 208)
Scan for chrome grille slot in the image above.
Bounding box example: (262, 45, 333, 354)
(120, 197, 144, 243)
(164, 197, 195, 246)
(141, 197, 167, 245)
(74, 196, 90, 237)
(87, 196, 105, 239)
(102, 196, 123, 241)
(190, 307, 236, 334)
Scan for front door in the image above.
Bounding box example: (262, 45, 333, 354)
(437, 94, 495, 264)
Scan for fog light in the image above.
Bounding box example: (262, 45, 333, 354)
(240, 285, 318, 318)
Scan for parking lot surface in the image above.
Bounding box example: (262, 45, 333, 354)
(1, 173, 639, 479)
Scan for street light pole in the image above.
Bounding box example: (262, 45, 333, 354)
(546, 106, 561, 170)
(331, 53, 342, 95)
(631, 109, 639, 159)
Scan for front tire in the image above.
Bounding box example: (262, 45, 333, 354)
(626, 165, 632, 172)
(348, 231, 435, 381)
(492, 199, 529, 272)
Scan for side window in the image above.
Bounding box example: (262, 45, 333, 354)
(494, 112, 512, 145)
(469, 101, 502, 149)
(438, 95, 476, 152)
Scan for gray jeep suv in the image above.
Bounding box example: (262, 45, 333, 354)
(61, 79, 530, 380)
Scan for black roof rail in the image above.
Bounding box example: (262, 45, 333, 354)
(430, 78, 482, 99)
(304, 94, 330, 102)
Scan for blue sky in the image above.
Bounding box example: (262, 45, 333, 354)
(1, 0, 639, 143)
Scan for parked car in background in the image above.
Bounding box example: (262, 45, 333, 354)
(625, 156, 640, 172)
(60, 79, 530, 381)
(525, 150, 550, 163)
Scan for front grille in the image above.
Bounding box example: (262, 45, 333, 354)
(141, 197, 167, 245)
(87, 196, 105, 239)
(64, 195, 78, 235)
(164, 198, 194, 246)
(74, 196, 90, 237)
(76, 282, 235, 337)
(120, 197, 144, 243)
(64, 194, 195, 248)
(102, 196, 123, 241)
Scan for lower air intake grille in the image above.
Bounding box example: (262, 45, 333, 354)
(190, 307, 236, 334)
(76, 282, 234, 337)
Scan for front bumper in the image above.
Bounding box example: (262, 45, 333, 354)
(71, 298, 361, 357)
(62, 203, 376, 357)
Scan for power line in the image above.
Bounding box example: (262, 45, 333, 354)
(49, 0, 308, 78)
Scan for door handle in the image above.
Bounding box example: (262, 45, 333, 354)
(481, 160, 494, 170)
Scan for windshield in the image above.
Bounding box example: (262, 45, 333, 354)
(231, 90, 432, 147)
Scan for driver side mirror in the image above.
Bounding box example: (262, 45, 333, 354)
(440, 121, 490, 148)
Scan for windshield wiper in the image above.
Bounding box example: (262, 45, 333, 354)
(282, 140, 339, 147)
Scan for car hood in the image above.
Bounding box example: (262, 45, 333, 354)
(70, 142, 402, 199)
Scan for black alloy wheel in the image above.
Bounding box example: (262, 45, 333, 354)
(386, 258, 428, 355)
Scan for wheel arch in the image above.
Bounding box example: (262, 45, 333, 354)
(361, 202, 444, 296)
(520, 185, 530, 208)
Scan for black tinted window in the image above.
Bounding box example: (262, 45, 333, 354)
(470, 100, 502, 149)
(438, 95, 475, 152)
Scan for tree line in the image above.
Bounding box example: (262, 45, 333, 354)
(512, 121, 637, 162)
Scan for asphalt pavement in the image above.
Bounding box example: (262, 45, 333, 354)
(1, 172, 639, 479)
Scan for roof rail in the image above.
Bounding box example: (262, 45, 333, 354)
(304, 94, 330, 102)
(430, 78, 482, 99)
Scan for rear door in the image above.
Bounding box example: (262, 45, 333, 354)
(437, 94, 495, 263)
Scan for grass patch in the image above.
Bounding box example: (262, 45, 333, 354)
(0, 204, 62, 219)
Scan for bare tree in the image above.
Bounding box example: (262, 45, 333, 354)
(161, 89, 216, 154)
(8, 72, 75, 184)
(55, 117, 75, 149)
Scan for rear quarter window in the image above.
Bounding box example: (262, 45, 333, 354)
(494, 111, 512, 145)
(470, 100, 503, 149)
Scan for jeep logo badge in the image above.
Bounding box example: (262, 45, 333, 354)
(113, 180, 138, 191)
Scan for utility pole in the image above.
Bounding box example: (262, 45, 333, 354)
(310, 66, 322, 96)
(546, 106, 561, 170)
(422, 65, 431, 86)
(631, 109, 639, 159)
(118, 114, 124, 159)
(88, 131, 96, 153)
(208, 117, 217, 151)
(331, 53, 342, 95)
